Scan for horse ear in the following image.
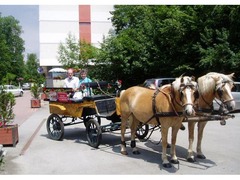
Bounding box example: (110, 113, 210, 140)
(191, 76, 196, 81)
(180, 76, 184, 83)
(228, 73, 235, 79)
(179, 73, 185, 78)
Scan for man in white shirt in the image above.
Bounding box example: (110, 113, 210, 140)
(63, 68, 79, 91)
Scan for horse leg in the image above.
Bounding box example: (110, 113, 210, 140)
(120, 115, 129, 155)
(170, 125, 181, 164)
(196, 121, 207, 159)
(161, 127, 172, 168)
(187, 121, 196, 162)
(130, 117, 140, 155)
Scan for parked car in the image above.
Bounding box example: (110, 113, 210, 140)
(22, 83, 31, 90)
(1, 85, 24, 97)
(143, 78, 175, 88)
(231, 82, 240, 110)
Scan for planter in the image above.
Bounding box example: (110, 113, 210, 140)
(31, 98, 41, 108)
(0, 124, 19, 147)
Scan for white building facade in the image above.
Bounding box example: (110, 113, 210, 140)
(39, 5, 114, 71)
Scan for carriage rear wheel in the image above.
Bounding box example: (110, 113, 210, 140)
(86, 118, 102, 148)
(46, 114, 64, 140)
(136, 123, 149, 139)
(83, 116, 101, 127)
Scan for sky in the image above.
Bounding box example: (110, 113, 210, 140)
(0, 5, 39, 60)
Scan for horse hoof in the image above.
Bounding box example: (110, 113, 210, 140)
(121, 151, 128, 155)
(187, 157, 196, 163)
(167, 144, 171, 148)
(220, 120, 226, 125)
(170, 159, 179, 164)
(180, 124, 185, 130)
(133, 150, 140, 155)
(196, 154, 206, 159)
(163, 163, 172, 168)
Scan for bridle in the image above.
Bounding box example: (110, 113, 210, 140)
(199, 79, 234, 110)
(173, 81, 198, 108)
(214, 79, 235, 107)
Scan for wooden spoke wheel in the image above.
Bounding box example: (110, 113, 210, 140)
(46, 114, 64, 140)
(136, 123, 149, 139)
(86, 118, 102, 148)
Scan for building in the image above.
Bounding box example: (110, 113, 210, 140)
(39, 5, 114, 87)
(39, 5, 114, 72)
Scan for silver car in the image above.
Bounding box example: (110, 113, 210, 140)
(232, 82, 240, 110)
(2, 85, 24, 97)
(143, 78, 175, 88)
(22, 83, 31, 90)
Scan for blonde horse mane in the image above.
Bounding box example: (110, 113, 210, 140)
(197, 72, 234, 95)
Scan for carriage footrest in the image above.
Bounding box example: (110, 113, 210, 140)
(96, 111, 116, 118)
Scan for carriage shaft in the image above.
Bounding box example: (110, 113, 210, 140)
(183, 114, 234, 122)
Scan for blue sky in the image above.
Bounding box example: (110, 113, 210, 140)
(0, 5, 39, 60)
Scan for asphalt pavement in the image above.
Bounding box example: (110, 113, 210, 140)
(1, 97, 240, 176)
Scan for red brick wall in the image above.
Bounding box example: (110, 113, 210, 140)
(79, 5, 91, 43)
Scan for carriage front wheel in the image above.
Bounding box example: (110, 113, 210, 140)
(136, 123, 149, 139)
(46, 114, 64, 140)
(86, 118, 102, 148)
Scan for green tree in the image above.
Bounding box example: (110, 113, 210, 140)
(57, 33, 98, 69)
(0, 14, 25, 84)
(25, 53, 42, 83)
(94, 5, 240, 87)
(58, 33, 80, 69)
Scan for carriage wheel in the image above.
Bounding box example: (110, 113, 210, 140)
(97, 116, 101, 125)
(46, 114, 64, 140)
(136, 123, 149, 139)
(86, 119, 102, 148)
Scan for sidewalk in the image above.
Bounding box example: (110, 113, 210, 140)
(1, 100, 50, 174)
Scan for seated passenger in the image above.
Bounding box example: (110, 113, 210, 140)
(63, 68, 79, 98)
(78, 69, 93, 97)
(63, 68, 79, 90)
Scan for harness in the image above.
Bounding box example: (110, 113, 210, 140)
(146, 86, 184, 126)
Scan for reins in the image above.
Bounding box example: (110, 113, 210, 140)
(95, 81, 116, 98)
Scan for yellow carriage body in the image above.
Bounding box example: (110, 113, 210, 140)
(49, 96, 120, 118)
(115, 97, 121, 116)
(49, 100, 96, 118)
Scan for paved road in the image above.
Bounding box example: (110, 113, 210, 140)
(12, 90, 40, 126)
(1, 96, 240, 175)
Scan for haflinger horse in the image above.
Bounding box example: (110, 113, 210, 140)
(186, 72, 235, 162)
(120, 76, 198, 168)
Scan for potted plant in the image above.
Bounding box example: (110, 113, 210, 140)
(30, 83, 41, 108)
(0, 87, 19, 146)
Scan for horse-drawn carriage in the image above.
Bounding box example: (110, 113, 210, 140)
(44, 81, 148, 148)
(44, 72, 238, 168)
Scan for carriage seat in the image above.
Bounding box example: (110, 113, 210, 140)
(68, 94, 114, 103)
(82, 94, 115, 101)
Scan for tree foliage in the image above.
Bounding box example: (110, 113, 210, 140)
(57, 33, 98, 70)
(25, 53, 44, 83)
(93, 5, 240, 87)
(0, 14, 25, 85)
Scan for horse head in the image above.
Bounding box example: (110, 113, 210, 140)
(172, 76, 198, 116)
(213, 73, 235, 111)
(198, 72, 235, 112)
